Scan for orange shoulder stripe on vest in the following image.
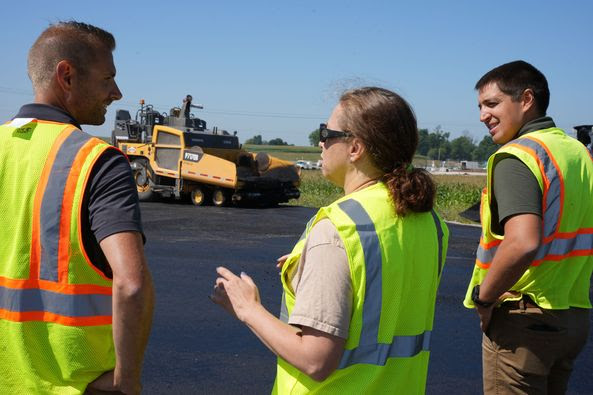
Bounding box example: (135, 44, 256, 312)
(559, 227, 593, 236)
(57, 137, 108, 283)
(524, 135, 565, 236)
(475, 259, 491, 269)
(543, 227, 593, 244)
(76, 144, 121, 282)
(0, 309, 111, 326)
(30, 125, 77, 279)
(496, 143, 550, 224)
(479, 237, 501, 249)
(504, 142, 550, 190)
(531, 249, 593, 267)
(0, 277, 112, 295)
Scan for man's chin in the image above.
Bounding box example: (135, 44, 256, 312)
(492, 134, 515, 145)
(491, 132, 507, 145)
(81, 116, 106, 126)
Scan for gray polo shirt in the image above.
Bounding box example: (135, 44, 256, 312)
(13, 103, 145, 277)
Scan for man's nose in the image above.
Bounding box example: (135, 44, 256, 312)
(479, 110, 490, 123)
(111, 81, 123, 101)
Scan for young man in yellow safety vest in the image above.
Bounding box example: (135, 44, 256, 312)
(0, 21, 154, 394)
(464, 60, 593, 394)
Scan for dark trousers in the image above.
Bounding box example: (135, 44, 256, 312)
(482, 301, 589, 394)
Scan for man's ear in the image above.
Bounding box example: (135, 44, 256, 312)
(520, 88, 536, 114)
(55, 60, 74, 93)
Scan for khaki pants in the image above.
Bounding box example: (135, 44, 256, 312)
(482, 302, 589, 395)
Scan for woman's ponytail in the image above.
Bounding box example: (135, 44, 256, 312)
(383, 164, 435, 216)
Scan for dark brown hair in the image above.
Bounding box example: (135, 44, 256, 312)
(475, 60, 549, 116)
(28, 21, 116, 90)
(339, 87, 435, 215)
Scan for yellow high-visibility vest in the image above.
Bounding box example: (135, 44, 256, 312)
(464, 128, 593, 309)
(276, 182, 448, 394)
(0, 118, 118, 394)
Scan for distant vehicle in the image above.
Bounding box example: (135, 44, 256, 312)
(112, 100, 300, 206)
(295, 160, 313, 170)
(575, 125, 593, 152)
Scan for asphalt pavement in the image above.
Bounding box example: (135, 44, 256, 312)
(139, 201, 593, 394)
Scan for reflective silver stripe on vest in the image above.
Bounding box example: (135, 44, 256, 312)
(339, 331, 431, 368)
(40, 131, 92, 281)
(430, 210, 444, 276)
(477, 243, 498, 264)
(338, 199, 382, 348)
(477, 137, 565, 264)
(480, 231, 593, 264)
(280, 292, 289, 323)
(507, 137, 561, 237)
(535, 232, 593, 258)
(0, 286, 112, 316)
(336, 199, 435, 368)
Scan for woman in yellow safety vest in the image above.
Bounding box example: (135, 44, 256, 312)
(211, 87, 448, 394)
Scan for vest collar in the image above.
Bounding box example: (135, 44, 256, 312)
(517, 116, 556, 137)
(13, 103, 82, 130)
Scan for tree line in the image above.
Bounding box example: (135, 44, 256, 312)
(244, 135, 291, 146)
(308, 126, 498, 162)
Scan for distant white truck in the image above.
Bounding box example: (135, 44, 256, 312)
(461, 161, 480, 170)
(295, 160, 313, 170)
(295, 159, 322, 170)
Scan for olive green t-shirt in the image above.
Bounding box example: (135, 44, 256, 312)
(490, 117, 556, 234)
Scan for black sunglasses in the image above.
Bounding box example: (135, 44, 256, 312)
(319, 123, 352, 143)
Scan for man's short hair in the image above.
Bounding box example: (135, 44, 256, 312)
(475, 60, 550, 116)
(28, 21, 116, 90)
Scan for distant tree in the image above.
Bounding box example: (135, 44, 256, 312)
(309, 128, 320, 146)
(268, 138, 289, 146)
(427, 146, 451, 161)
(417, 128, 430, 155)
(245, 135, 264, 145)
(426, 126, 450, 160)
(449, 136, 476, 160)
(472, 135, 499, 162)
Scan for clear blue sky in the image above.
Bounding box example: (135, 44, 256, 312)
(1, 0, 592, 146)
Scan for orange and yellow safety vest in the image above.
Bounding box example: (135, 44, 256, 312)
(464, 127, 593, 309)
(0, 118, 118, 394)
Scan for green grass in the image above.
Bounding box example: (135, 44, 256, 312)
(290, 171, 344, 208)
(289, 171, 485, 224)
(433, 174, 484, 223)
(244, 144, 321, 162)
(243, 144, 321, 153)
(256, 146, 485, 223)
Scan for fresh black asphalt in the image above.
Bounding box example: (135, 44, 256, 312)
(139, 201, 593, 394)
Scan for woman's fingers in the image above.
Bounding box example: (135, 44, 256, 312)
(240, 271, 254, 285)
(276, 254, 289, 269)
(216, 266, 238, 280)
